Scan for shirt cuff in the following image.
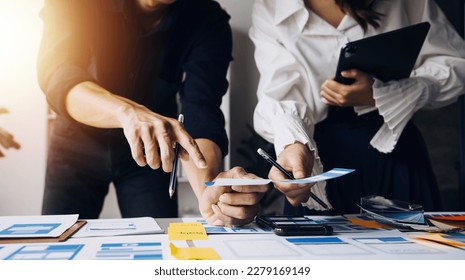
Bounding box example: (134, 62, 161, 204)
(271, 113, 323, 176)
(354, 105, 377, 115)
(271, 114, 312, 155)
(369, 78, 433, 153)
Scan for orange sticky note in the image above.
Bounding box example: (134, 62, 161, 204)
(168, 222, 208, 240)
(170, 243, 220, 260)
(347, 216, 393, 229)
(413, 233, 465, 247)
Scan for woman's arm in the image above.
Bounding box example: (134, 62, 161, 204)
(249, 0, 330, 210)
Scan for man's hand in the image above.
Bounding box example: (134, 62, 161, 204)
(118, 105, 206, 172)
(199, 167, 268, 227)
(66, 81, 207, 172)
(269, 142, 314, 206)
(320, 69, 375, 107)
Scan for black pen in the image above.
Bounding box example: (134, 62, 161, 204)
(257, 148, 329, 209)
(168, 114, 184, 199)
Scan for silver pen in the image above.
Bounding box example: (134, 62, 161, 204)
(168, 114, 184, 199)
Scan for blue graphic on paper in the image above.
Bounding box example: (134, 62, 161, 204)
(0, 223, 60, 235)
(5, 244, 84, 260)
(286, 237, 345, 245)
(353, 237, 410, 244)
(95, 242, 163, 260)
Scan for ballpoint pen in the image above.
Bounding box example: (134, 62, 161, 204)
(168, 114, 184, 199)
(257, 148, 329, 209)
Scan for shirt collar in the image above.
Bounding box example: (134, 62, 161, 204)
(274, 0, 308, 32)
(274, 0, 361, 36)
(337, 15, 358, 31)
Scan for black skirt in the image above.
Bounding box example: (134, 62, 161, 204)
(284, 106, 442, 215)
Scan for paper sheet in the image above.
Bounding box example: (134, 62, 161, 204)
(72, 217, 163, 238)
(205, 168, 355, 187)
(193, 229, 456, 260)
(0, 234, 172, 260)
(181, 218, 272, 234)
(0, 214, 78, 238)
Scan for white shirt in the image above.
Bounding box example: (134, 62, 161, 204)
(250, 0, 465, 210)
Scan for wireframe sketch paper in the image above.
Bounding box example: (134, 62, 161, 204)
(182, 218, 272, 234)
(0, 214, 78, 238)
(1, 234, 170, 260)
(72, 217, 163, 238)
(205, 168, 355, 187)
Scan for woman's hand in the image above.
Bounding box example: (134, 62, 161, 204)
(269, 142, 315, 206)
(320, 69, 375, 107)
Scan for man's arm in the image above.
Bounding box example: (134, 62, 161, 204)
(65, 81, 206, 172)
(37, 1, 206, 172)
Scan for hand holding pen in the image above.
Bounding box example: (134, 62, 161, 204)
(257, 146, 329, 209)
(168, 114, 184, 198)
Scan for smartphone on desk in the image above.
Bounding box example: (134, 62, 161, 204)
(255, 215, 333, 236)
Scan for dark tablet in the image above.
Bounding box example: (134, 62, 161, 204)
(334, 22, 430, 85)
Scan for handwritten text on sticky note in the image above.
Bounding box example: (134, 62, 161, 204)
(168, 222, 208, 240)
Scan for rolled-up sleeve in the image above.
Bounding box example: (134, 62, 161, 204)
(36, 0, 95, 119)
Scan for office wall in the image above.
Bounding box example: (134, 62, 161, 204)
(0, 0, 47, 215)
(217, 0, 260, 168)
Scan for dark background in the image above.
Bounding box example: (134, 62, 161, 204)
(413, 0, 465, 210)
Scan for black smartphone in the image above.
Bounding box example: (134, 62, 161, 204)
(255, 215, 333, 236)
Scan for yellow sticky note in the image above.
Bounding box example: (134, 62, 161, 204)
(170, 243, 221, 260)
(168, 222, 208, 240)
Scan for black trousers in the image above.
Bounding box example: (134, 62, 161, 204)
(42, 117, 178, 219)
(285, 107, 442, 215)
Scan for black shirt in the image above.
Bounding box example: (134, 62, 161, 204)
(37, 0, 232, 156)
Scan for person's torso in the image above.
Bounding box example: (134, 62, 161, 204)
(84, 0, 185, 117)
(267, 0, 424, 124)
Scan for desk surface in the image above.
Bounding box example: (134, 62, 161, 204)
(0, 216, 464, 260)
